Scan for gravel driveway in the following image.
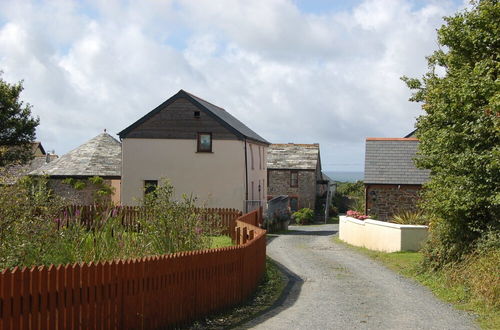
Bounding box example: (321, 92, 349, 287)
(241, 224, 478, 330)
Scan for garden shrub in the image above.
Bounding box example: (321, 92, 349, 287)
(332, 181, 365, 213)
(292, 208, 314, 225)
(0, 176, 223, 270)
(391, 210, 429, 226)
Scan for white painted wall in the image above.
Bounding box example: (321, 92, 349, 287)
(339, 216, 428, 252)
(121, 138, 246, 209)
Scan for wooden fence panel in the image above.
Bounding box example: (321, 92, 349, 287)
(0, 209, 265, 329)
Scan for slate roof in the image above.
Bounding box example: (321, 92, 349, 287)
(0, 142, 58, 184)
(267, 144, 320, 170)
(118, 89, 270, 144)
(30, 133, 121, 177)
(404, 129, 417, 138)
(364, 138, 430, 185)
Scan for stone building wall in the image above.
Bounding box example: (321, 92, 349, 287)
(49, 178, 118, 205)
(365, 184, 422, 221)
(268, 170, 316, 209)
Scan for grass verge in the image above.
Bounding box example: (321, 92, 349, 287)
(333, 237, 499, 329)
(188, 257, 286, 329)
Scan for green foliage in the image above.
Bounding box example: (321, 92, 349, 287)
(0, 72, 40, 167)
(403, 0, 500, 267)
(332, 180, 365, 213)
(0, 178, 223, 269)
(292, 207, 314, 225)
(0, 176, 65, 268)
(139, 179, 223, 254)
(391, 210, 429, 226)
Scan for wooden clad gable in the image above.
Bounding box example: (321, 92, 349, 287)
(122, 98, 239, 140)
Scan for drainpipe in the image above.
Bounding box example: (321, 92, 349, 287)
(244, 138, 249, 212)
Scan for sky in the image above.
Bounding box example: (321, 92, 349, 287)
(0, 0, 466, 172)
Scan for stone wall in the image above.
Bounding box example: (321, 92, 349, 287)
(49, 178, 118, 205)
(365, 184, 422, 220)
(267, 170, 316, 209)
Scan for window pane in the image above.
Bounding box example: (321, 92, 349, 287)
(144, 180, 158, 195)
(198, 133, 212, 151)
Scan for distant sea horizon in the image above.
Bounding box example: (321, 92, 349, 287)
(324, 171, 363, 182)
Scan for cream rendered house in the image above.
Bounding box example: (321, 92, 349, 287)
(118, 90, 270, 212)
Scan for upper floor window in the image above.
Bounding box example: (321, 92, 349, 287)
(290, 170, 298, 187)
(194, 111, 200, 118)
(197, 133, 212, 152)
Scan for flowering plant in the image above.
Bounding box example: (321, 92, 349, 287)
(346, 210, 369, 220)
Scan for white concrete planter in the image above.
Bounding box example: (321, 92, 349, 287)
(339, 216, 428, 252)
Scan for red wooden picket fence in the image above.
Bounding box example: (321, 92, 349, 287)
(59, 205, 242, 236)
(0, 208, 266, 329)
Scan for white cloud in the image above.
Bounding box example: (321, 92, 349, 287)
(0, 0, 462, 171)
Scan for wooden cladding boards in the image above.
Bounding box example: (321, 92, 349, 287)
(124, 98, 239, 140)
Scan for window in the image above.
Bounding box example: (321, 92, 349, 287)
(290, 197, 299, 212)
(197, 133, 212, 152)
(194, 111, 200, 118)
(250, 144, 254, 169)
(144, 180, 158, 195)
(258, 146, 261, 170)
(262, 147, 265, 169)
(290, 170, 298, 187)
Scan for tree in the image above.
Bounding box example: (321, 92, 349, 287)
(403, 0, 499, 268)
(0, 73, 40, 167)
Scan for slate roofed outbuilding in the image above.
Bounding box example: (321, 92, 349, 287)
(118, 89, 270, 145)
(364, 138, 430, 185)
(30, 132, 121, 178)
(267, 144, 320, 170)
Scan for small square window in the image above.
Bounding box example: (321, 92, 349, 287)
(144, 180, 158, 195)
(197, 133, 212, 152)
(194, 111, 200, 118)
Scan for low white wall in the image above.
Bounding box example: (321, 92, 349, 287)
(339, 216, 428, 252)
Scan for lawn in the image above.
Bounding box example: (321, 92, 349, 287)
(333, 237, 499, 330)
(210, 235, 233, 248)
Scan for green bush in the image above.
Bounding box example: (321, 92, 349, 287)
(292, 208, 314, 225)
(403, 0, 500, 267)
(0, 177, 222, 270)
(332, 181, 364, 213)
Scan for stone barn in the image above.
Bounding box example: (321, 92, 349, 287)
(30, 132, 121, 205)
(267, 143, 325, 212)
(364, 137, 430, 220)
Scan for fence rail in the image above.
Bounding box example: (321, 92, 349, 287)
(0, 208, 265, 329)
(59, 205, 242, 236)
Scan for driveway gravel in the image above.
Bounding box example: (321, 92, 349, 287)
(241, 224, 478, 330)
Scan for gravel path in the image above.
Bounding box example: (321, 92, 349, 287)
(241, 224, 478, 330)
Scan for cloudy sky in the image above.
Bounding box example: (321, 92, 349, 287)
(0, 0, 465, 172)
